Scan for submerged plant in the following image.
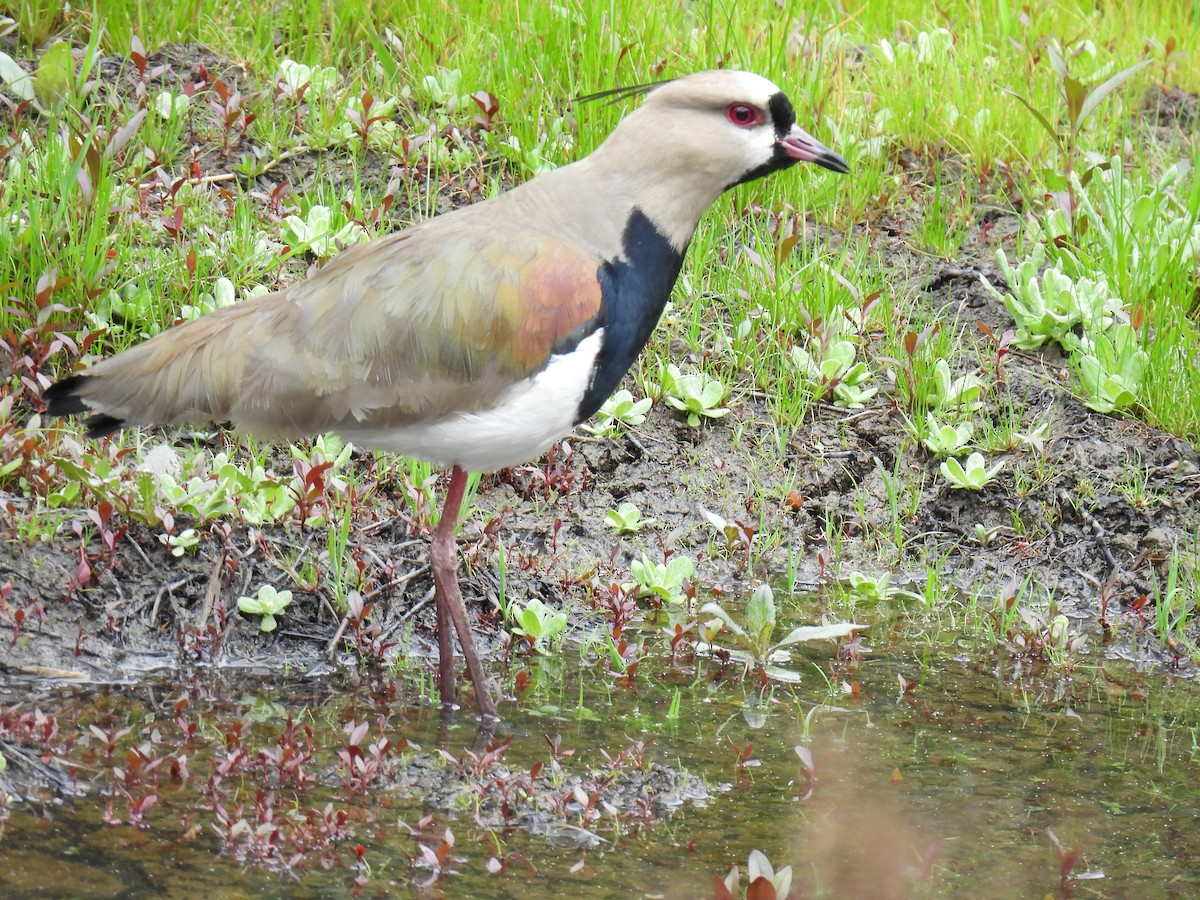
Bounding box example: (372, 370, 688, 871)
(700, 584, 862, 682)
(713, 848, 794, 900)
(509, 598, 567, 652)
(627, 554, 694, 605)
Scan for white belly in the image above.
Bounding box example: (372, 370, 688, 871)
(344, 329, 603, 471)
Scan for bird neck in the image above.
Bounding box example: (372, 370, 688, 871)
(573, 138, 724, 252)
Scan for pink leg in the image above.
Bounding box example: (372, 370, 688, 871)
(429, 466, 497, 719)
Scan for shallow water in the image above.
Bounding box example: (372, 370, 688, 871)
(2, 631, 1198, 898)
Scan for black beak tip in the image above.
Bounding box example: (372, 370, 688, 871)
(815, 151, 851, 175)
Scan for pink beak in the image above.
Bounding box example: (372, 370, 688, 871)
(778, 124, 850, 174)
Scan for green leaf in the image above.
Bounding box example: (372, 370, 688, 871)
(745, 584, 776, 650)
(1062, 75, 1086, 131)
(762, 664, 805, 683)
(1046, 41, 1067, 79)
(1076, 59, 1151, 130)
(698, 601, 750, 644)
(773, 621, 863, 649)
(34, 41, 72, 108)
(998, 86, 1063, 149)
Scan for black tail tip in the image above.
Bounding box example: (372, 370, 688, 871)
(43, 375, 125, 438)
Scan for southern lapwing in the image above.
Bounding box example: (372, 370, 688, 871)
(44, 70, 849, 719)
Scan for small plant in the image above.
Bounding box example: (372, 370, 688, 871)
(181, 277, 270, 321)
(153, 90, 189, 120)
(660, 364, 729, 426)
(713, 849, 793, 900)
(699, 584, 862, 682)
(846, 571, 887, 604)
(974, 523, 1004, 546)
(924, 358, 985, 413)
(940, 452, 1004, 490)
(790, 339, 877, 408)
(984, 245, 1117, 349)
(277, 59, 337, 98)
(912, 412, 974, 457)
(237, 585, 294, 632)
(341, 90, 401, 149)
(421, 66, 470, 113)
(1068, 323, 1147, 413)
(158, 527, 199, 557)
(583, 389, 651, 437)
(281, 205, 368, 258)
(844, 571, 925, 605)
(627, 554, 693, 605)
(604, 501, 650, 535)
(509, 598, 567, 652)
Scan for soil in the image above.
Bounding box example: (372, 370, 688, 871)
(2, 49, 1199, 809)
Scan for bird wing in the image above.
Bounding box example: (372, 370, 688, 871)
(66, 214, 606, 438)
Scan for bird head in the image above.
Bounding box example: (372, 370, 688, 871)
(580, 70, 848, 247)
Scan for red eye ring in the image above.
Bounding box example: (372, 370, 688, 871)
(726, 103, 763, 127)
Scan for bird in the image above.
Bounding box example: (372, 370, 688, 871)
(43, 70, 849, 720)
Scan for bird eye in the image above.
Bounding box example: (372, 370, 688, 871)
(726, 103, 763, 127)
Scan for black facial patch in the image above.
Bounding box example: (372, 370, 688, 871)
(574, 210, 685, 422)
(725, 91, 802, 189)
(767, 92, 797, 137)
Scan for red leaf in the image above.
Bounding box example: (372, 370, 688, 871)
(746, 876, 778, 900)
(711, 875, 737, 900)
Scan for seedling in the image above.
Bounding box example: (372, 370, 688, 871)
(1014, 421, 1052, 453)
(627, 554, 693, 605)
(181, 277, 270, 322)
(974, 523, 1004, 546)
(714, 849, 793, 900)
(911, 412, 974, 457)
(698, 505, 756, 560)
(940, 452, 1004, 490)
(509, 598, 567, 652)
(277, 59, 337, 98)
(158, 527, 199, 557)
(421, 67, 470, 113)
(1069, 323, 1147, 413)
(281, 205, 367, 258)
(341, 90, 401, 149)
(846, 571, 889, 604)
(583, 389, 651, 437)
(153, 91, 189, 120)
(604, 501, 650, 535)
(237, 585, 294, 632)
(699, 583, 862, 682)
(924, 359, 985, 413)
(660, 364, 729, 426)
(790, 338, 877, 408)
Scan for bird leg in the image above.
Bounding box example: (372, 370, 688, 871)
(429, 465, 498, 719)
